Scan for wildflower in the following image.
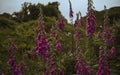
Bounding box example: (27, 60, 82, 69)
(50, 66, 55, 75)
(56, 42, 62, 51)
(77, 63, 93, 75)
(86, 10, 96, 36)
(74, 20, 78, 28)
(75, 50, 92, 75)
(55, 33, 62, 51)
(55, 33, 59, 40)
(36, 18, 49, 61)
(86, 0, 96, 36)
(50, 55, 55, 75)
(59, 70, 64, 75)
(8, 43, 22, 75)
(35, 38, 49, 61)
(69, 0, 73, 18)
(97, 32, 102, 38)
(8, 55, 22, 75)
(107, 29, 114, 46)
(109, 47, 116, 57)
(74, 28, 80, 40)
(45, 70, 49, 75)
(97, 50, 110, 75)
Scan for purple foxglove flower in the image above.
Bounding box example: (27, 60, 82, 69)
(106, 29, 114, 46)
(14, 66, 22, 75)
(74, 20, 78, 28)
(97, 32, 102, 38)
(45, 71, 49, 75)
(86, 0, 96, 36)
(44, 54, 49, 61)
(69, 0, 73, 18)
(74, 28, 81, 40)
(76, 63, 93, 75)
(97, 50, 110, 75)
(50, 66, 55, 75)
(35, 31, 49, 61)
(55, 33, 58, 40)
(109, 47, 116, 57)
(56, 42, 62, 51)
(59, 70, 64, 75)
(86, 10, 96, 36)
(8, 56, 16, 67)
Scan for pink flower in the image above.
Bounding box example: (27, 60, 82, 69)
(97, 32, 102, 38)
(109, 47, 116, 57)
(56, 42, 62, 51)
(86, 10, 96, 36)
(59, 70, 64, 75)
(86, 0, 96, 36)
(69, 0, 73, 18)
(97, 50, 110, 75)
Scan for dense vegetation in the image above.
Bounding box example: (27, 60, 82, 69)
(0, 1, 120, 75)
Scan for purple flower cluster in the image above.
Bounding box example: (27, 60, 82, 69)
(103, 14, 114, 46)
(109, 47, 116, 57)
(69, 0, 73, 18)
(97, 9, 116, 75)
(98, 28, 114, 46)
(97, 50, 110, 75)
(106, 29, 114, 46)
(74, 28, 81, 41)
(74, 20, 78, 28)
(59, 70, 64, 75)
(75, 51, 92, 75)
(35, 32, 49, 61)
(76, 63, 93, 75)
(86, 0, 96, 36)
(8, 56, 22, 75)
(58, 17, 64, 30)
(56, 42, 62, 51)
(86, 10, 96, 36)
(8, 43, 22, 75)
(50, 59, 55, 75)
(35, 18, 49, 61)
(97, 32, 102, 38)
(55, 33, 62, 51)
